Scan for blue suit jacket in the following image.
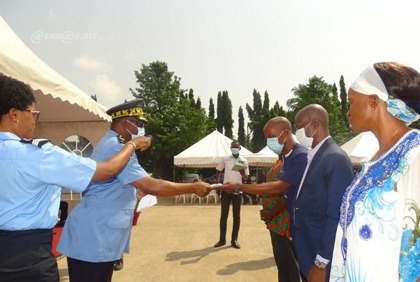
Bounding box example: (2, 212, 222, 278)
(291, 137, 353, 278)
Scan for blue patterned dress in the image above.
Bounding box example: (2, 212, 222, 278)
(330, 129, 420, 282)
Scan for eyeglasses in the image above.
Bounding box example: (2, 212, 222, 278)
(25, 109, 40, 121)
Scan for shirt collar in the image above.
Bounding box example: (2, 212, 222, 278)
(308, 136, 330, 160)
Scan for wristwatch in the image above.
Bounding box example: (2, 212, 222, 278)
(233, 183, 241, 194)
(314, 259, 327, 269)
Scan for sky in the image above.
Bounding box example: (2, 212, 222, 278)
(2, 0, 420, 130)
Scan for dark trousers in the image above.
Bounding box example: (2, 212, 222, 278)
(59, 201, 68, 222)
(0, 229, 58, 282)
(219, 191, 241, 242)
(270, 231, 300, 282)
(67, 257, 114, 282)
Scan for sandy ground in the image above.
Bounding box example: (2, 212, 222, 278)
(57, 197, 278, 282)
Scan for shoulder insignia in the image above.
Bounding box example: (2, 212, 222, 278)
(117, 135, 126, 144)
(20, 138, 51, 148)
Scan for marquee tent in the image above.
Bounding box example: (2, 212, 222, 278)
(243, 146, 278, 167)
(0, 16, 110, 146)
(174, 130, 253, 168)
(341, 131, 379, 164)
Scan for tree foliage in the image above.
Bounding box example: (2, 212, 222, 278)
(237, 106, 246, 145)
(129, 61, 208, 179)
(215, 90, 233, 138)
(286, 76, 355, 144)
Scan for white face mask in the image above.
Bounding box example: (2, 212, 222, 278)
(126, 120, 145, 139)
(295, 121, 315, 148)
(231, 147, 240, 156)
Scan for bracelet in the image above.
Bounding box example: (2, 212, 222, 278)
(126, 141, 137, 150)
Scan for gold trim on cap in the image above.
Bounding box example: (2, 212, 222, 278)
(111, 107, 145, 119)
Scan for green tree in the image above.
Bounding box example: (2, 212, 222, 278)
(339, 75, 349, 127)
(216, 92, 223, 133)
(237, 106, 246, 145)
(222, 91, 233, 138)
(246, 89, 267, 152)
(286, 76, 354, 144)
(130, 61, 207, 179)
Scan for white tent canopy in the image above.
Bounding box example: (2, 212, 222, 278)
(174, 130, 253, 168)
(0, 17, 110, 145)
(243, 146, 278, 167)
(341, 131, 379, 164)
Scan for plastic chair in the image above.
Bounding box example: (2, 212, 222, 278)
(190, 194, 202, 204)
(206, 190, 218, 204)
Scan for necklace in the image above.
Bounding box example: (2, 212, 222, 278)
(372, 128, 401, 161)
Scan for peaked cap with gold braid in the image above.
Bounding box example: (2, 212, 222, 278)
(106, 99, 148, 123)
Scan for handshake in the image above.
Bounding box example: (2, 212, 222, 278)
(211, 183, 240, 194)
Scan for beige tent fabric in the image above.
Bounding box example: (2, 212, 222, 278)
(0, 16, 110, 123)
(174, 130, 254, 168)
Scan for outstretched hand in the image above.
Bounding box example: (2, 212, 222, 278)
(193, 182, 212, 197)
(212, 182, 235, 193)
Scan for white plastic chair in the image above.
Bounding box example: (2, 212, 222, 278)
(190, 194, 202, 204)
(206, 190, 218, 204)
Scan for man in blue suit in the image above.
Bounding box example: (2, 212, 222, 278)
(292, 104, 353, 282)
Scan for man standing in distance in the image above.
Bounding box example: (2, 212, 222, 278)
(292, 104, 353, 282)
(214, 140, 249, 249)
(217, 117, 307, 281)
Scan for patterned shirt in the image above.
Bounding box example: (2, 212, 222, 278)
(262, 159, 292, 239)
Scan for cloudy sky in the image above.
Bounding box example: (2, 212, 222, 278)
(2, 0, 420, 127)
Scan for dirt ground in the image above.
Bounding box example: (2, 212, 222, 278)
(57, 197, 277, 282)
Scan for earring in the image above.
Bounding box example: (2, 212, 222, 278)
(371, 108, 375, 111)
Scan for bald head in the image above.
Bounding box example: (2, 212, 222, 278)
(296, 104, 329, 127)
(264, 116, 291, 132)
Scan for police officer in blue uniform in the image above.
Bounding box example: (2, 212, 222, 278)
(57, 99, 212, 282)
(0, 75, 149, 282)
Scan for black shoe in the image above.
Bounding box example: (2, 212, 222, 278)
(231, 241, 241, 249)
(214, 240, 226, 248)
(113, 258, 124, 271)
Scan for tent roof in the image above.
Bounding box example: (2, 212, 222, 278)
(174, 130, 253, 168)
(0, 16, 110, 122)
(242, 146, 278, 167)
(341, 131, 379, 164)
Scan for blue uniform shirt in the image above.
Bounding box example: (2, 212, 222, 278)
(0, 132, 96, 230)
(58, 130, 148, 262)
(280, 143, 308, 212)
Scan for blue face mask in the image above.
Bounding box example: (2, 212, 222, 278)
(266, 131, 285, 154)
(126, 121, 145, 138)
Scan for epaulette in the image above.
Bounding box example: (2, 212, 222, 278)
(117, 135, 126, 144)
(20, 138, 51, 148)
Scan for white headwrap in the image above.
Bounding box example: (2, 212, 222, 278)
(350, 65, 420, 124)
(350, 65, 388, 102)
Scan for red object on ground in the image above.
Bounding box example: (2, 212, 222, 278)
(52, 226, 63, 257)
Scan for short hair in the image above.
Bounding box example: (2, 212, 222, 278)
(0, 75, 36, 116)
(374, 62, 420, 114)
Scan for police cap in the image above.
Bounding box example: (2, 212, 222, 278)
(106, 99, 148, 123)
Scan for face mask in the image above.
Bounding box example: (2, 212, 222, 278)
(295, 122, 315, 148)
(126, 121, 146, 138)
(266, 130, 285, 154)
(231, 148, 240, 155)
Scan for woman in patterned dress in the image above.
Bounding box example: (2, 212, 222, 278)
(329, 62, 420, 282)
